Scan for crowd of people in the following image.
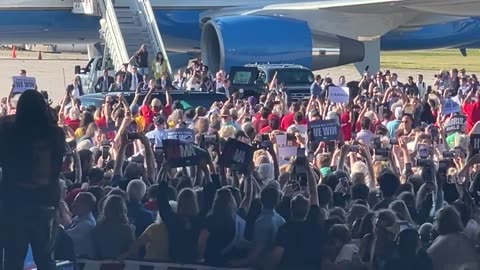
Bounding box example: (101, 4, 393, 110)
(0, 63, 480, 270)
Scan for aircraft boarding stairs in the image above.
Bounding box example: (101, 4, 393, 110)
(73, 0, 172, 74)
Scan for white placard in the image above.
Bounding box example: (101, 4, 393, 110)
(12, 76, 36, 93)
(328, 86, 349, 103)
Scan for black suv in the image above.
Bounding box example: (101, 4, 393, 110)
(229, 64, 314, 103)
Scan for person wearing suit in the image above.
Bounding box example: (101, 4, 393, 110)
(126, 66, 144, 91)
(95, 69, 115, 93)
(108, 74, 129, 92)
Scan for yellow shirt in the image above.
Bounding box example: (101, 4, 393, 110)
(134, 115, 146, 133)
(142, 223, 170, 261)
(74, 128, 84, 138)
(151, 60, 169, 80)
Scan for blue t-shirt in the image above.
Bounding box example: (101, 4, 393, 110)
(387, 119, 401, 138)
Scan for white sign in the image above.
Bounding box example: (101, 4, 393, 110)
(328, 86, 349, 103)
(441, 98, 461, 115)
(72, 0, 95, 15)
(12, 76, 36, 93)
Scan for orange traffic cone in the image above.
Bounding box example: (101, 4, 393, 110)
(38, 50, 42, 60)
(11, 46, 16, 58)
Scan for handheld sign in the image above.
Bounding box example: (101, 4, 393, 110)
(276, 133, 301, 160)
(308, 119, 340, 143)
(328, 86, 349, 103)
(469, 122, 480, 156)
(441, 98, 460, 115)
(444, 115, 466, 135)
(165, 127, 195, 144)
(12, 76, 36, 93)
(163, 139, 207, 168)
(218, 138, 253, 173)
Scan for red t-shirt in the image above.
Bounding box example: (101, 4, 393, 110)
(280, 112, 307, 131)
(463, 101, 480, 133)
(141, 104, 172, 129)
(259, 126, 273, 134)
(65, 117, 80, 131)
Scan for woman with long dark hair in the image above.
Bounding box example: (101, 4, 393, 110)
(152, 52, 169, 87)
(0, 90, 66, 270)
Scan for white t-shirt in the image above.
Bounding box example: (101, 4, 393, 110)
(356, 129, 374, 147)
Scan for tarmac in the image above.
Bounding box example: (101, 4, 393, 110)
(0, 47, 440, 105)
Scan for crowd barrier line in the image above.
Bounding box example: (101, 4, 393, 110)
(76, 259, 253, 270)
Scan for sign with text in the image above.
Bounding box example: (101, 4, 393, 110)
(328, 86, 349, 103)
(12, 76, 36, 93)
(308, 119, 340, 143)
(470, 134, 480, 155)
(163, 139, 207, 168)
(218, 139, 253, 173)
(165, 128, 195, 144)
(445, 115, 466, 135)
(276, 133, 300, 160)
(441, 98, 461, 115)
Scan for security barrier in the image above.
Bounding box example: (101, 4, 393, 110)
(77, 259, 252, 270)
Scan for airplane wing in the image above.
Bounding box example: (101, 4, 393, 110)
(245, 0, 480, 17)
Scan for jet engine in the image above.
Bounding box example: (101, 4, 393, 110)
(201, 15, 365, 73)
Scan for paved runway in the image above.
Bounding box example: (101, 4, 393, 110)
(0, 48, 441, 105)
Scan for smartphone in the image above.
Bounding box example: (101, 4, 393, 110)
(389, 138, 398, 145)
(101, 141, 110, 160)
(326, 141, 335, 153)
(442, 151, 455, 159)
(405, 162, 412, 172)
(308, 152, 314, 162)
(349, 145, 359, 153)
(417, 144, 430, 159)
(127, 132, 141, 141)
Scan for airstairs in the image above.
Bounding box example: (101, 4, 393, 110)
(74, 0, 171, 74)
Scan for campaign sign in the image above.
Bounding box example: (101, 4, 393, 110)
(470, 134, 480, 155)
(308, 119, 340, 143)
(165, 127, 195, 144)
(328, 86, 349, 104)
(445, 115, 466, 135)
(219, 138, 253, 173)
(12, 76, 36, 93)
(441, 98, 461, 115)
(163, 139, 207, 168)
(276, 133, 300, 160)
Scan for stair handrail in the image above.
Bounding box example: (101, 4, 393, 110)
(137, 0, 173, 76)
(97, 0, 129, 70)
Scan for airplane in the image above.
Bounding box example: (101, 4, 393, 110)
(1, 0, 480, 74)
